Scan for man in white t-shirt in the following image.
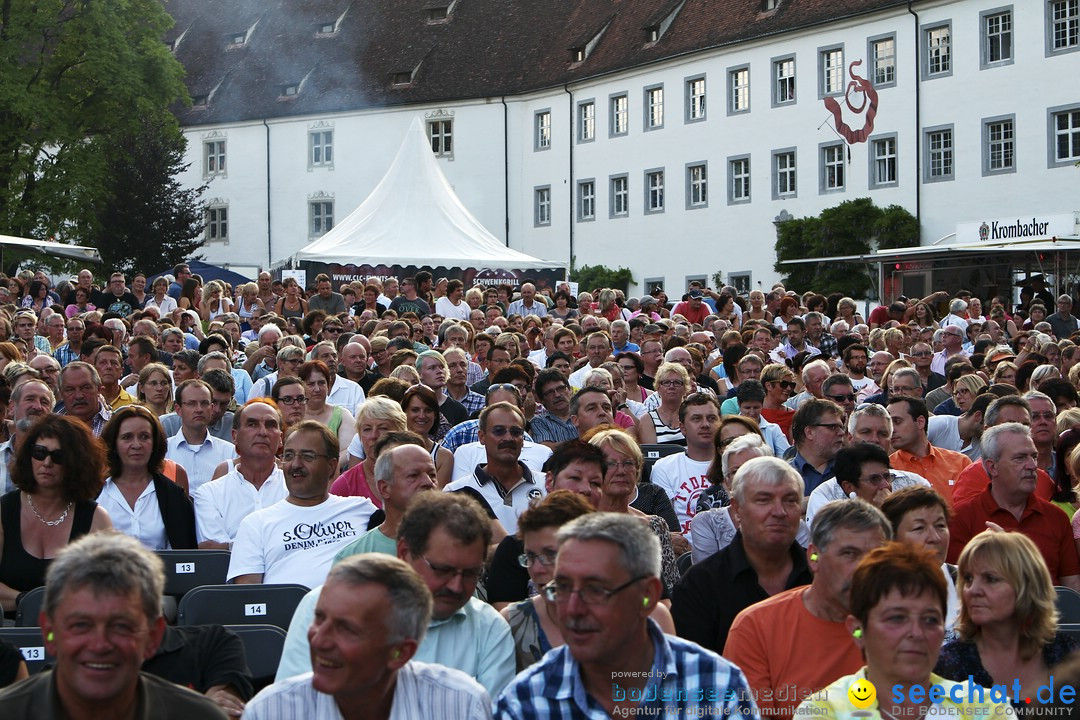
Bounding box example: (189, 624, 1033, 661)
(434, 279, 471, 321)
(228, 420, 377, 589)
(649, 393, 721, 542)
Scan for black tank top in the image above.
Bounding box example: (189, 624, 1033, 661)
(0, 490, 96, 592)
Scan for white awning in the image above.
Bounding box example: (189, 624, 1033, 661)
(0, 235, 102, 262)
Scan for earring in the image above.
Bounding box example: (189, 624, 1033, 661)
(46, 631, 54, 642)
(810, 553, 819, 562)
(852, 629, 863, 639)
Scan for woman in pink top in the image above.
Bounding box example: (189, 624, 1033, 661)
(328, 397, 406, 507)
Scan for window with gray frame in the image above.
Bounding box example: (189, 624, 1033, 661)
(870, 135, 898, 187)
(645, 86, 664, 130)
(535, 110, 552, 150)
(728, 66, 750, 114)
(578, 180, 595, 221)
(923, 24, 952, 78)
(729, 156, 751, 203)
(578, 101, 595, 142)
(310, 200, 334, 236)
(535, 187, 551, 226)
(206, 206, 228, 242)
(925, 126, 955, 181)
(428, 120, 452, 156)
(773, 57, 795, 105)
(1050, 105, 1080, 165)
(686, 76, 706, 122)
(820, 46, 844, 96)
(645, 170, 665, 213)
(611, 94, 629, 136)
(1049, 0, 1079, 53)
(309, 130, 333, 168)
(610, 175, 629, 217)
(686, 163, 707, 208)
(870, 35, 896, 86)
(821, 144, 845, 192)
(984, 116, 1015, 174)
(982, 8, 1013, 67)
(773, 150, 797, 198)
(205, 140, 226, 176)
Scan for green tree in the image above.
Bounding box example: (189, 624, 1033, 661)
(88, 115, 207, 275)
(570, 263, 635, 295)
(0, 0, 188, 245)
(774, 198, 919, 297)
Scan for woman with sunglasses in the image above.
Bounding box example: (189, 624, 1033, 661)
(400, 385, 454, 488)
(760, 363, 797, 442)
(96, 406, 196, 551)
(637, 362, 691, 445)
(0, 416, 112, 616)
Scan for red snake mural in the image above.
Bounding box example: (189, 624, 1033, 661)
(823, 60, 878, 144)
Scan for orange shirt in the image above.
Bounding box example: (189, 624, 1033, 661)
(724, 586, 863, 719)
(952, 460, 1056, 506)
(890, 444, 972, 504)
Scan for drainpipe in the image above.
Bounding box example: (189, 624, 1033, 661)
(501, 96, 510, 246)
(907, 2, 922, 225)
(263, 119, 273, 269)
(564, 84, 574, 271)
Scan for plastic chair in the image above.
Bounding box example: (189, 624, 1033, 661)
(1055, 586, 1080, 624)
(676, 551, 694, 577)
(157, 549, 232, 598)
(0, 627, 53, 674)
(177, 584, 309, 630)
(639, 443, 684, 484)
(14, 586, 46, 627)
(226, 623, 288, 691)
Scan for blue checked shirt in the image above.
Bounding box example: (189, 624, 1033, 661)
(528, 412, 579, 445)
(494, 619, 759, 719)
(53, 343, 80, 368)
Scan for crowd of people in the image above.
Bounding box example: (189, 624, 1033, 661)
(1, 263, 1080, 717)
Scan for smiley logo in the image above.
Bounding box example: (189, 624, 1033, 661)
(847, 678, 876, 709)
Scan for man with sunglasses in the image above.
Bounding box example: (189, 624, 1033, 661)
(931, 324, 969, 375)
(229, 421, 375, 588)
(820, 374, 857, 421)
(497, 512, 756, 718)
(276, 491, 515, 697)
(908, 341, 946, 394)
(444, 402, 545, 536)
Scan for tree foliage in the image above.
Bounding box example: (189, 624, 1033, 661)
(774, 198, 919, 298)
(87, 115, 207, 275)
(570, 262, 635, 295)
(0, 0, 189, 250)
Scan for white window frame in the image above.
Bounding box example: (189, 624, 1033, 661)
(772, 149, 797, 199)
(644, 169, 665, 214)
(578, 100, 596, 143)
(868, 33, 897, 87)
(428, 119, 453, 157)
(309, 200, 334, 237)
(205, 205, 228, 243)
(204, 140, 226, 177)
(820, 142, 845, 193)
(685, 75, 706, 123)
(534, 186, 551, 227)
(1048, 103, 1080, 167)
(610, 174, 629, 218)
(922, 22, 953, 79)
(819, 45, 844, 97)
(686, 162, 707, 209)
(535, 110, 552, 151)
(727, 65, 750, 115)
(924, 125, 955, 182)
(577, 180, 595, 222)
(1047, 0, 1080, 55)
(981, 7, 1014, 68)
(983, 114, 1016, 176)
(309, 129, 333, 169)
(610, 93, 629, 137)
(644, 85, 664, 131)
(771, 55, 796, 107)
(728, 155, 751, 205)
(869, 134, 898, 189)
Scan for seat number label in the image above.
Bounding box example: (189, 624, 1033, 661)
(244, 603, 267, 616)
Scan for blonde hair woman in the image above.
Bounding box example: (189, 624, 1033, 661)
(332, 396, 407, 504)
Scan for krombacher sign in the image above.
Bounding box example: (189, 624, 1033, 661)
(956, 213, 1076, 244)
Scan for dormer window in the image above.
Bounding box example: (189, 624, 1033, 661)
(762, 0, 779, 9)
(572, 47, 585, 63)
(391, 71, 413, 87)
(428, 7, 447, 21)
(319, 23, 335, 34)
(282, 84, 299, 97)
(642, 0, 684, 46)
(167, 29, 188, 53)
(425, 0, 456, 23)
(646, 26, 660, 43)
(192, 95, 209, 109)
(225, 19, 259, 48)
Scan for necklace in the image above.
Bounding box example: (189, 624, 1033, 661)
(26, 493, 72, 527)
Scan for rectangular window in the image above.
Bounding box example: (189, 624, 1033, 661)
(1050, 0, 1080, 52)
(925, 126, 955, 182)
(821, 144, 845, 192)
(729, 156, 751, 203)
(686, 76, 706, 122)
(924, 24, 952, 77)
(535, 110, 551, 150)
(870, 135, 898, 187)
(428, 120, 452, 156)
(645, 170, 664, 213)
(610, 175, 629, 217)
(205, 140, 226, 176)
(1051, 107, 1080, 164)
(205, 206, 228, 242)
(984, 116, 1016, 174)
(578, 101, 595, 142)
(820, 47, 844, 95)
(728, 66, 750, 114)
(773, 150, 797, 199)
(645, 86, 664, 130)
(983, 10, 1013, 66)
(687, 163, 707, 208)
(578, 181, 595, 221)
(871, 36, 896, 86)
(773, 57, 795, 105)
(535, 187, 551, 227)
(611, 94, 629, 136)
(310, 201, 334, 236)
(309, 130, 333, 168)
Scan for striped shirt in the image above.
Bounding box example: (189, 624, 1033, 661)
(494, 619, 758, 719)
(247, 662, 492, 720)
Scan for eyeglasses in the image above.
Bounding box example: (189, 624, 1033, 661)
(606, 459, 638, 471)
(488, 383, 522, 396)
(518, 550, 557, 568)
(826, 394, 856, 403)
(811, 422, 846, 433)
(277, 395, 308, 406)
(31, 445, 64, 463)
(542, 576, 647, 605)
(421, 555, 484, 583)
(773, 381, 796, 390)
(281, 450, 332, 463)
(658, 379, 684, 388)
(324, 327, 343, 334)
(487, 425, 525, 438)
(910, 351, 932, 358)
(543, 384, 570, 397)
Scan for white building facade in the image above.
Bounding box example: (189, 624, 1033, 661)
(176, 0, 1080, 297)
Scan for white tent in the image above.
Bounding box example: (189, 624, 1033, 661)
(289, 117, 564, 270)
(0, 234, 101, 262)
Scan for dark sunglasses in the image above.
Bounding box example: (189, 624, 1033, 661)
(31, 445, 64, 464)
(827, 393, 856, 403)
(773, 380, 796, 390)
